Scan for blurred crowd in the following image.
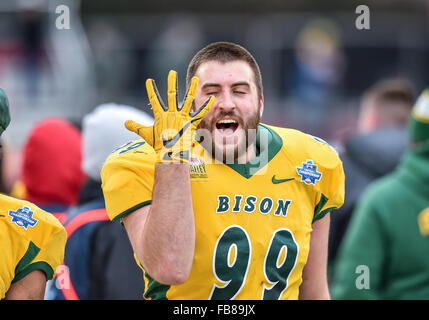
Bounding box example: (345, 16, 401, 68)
(1, 1, 429, 300)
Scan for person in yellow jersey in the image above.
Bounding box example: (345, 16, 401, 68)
(0, 88, 67, 300)
(101, 42, 345, 300)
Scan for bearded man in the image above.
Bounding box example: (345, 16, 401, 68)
(101, 42, 345, 300)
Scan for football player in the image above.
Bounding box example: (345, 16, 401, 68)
(101, 42, 344, 299)
(0, 88, 67, 299)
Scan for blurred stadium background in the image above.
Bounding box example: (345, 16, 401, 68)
(0, 0, 428, 150)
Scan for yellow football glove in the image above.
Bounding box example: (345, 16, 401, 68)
(125, 70, 215, 163)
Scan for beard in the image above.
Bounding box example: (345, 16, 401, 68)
(196, 104, 261, 163)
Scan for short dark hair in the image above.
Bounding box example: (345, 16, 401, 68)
(186, 42, 263, 98)
(363, 78, 415, 108)
(362, 78, 416, 127)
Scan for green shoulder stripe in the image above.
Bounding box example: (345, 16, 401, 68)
(14, 241, 40, 280)
(13, 241, 54, 283)
(313, 193, 334, 223)
(112, 200, 152, 224)
(143, 272, 170, 300)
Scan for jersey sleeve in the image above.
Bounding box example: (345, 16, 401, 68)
(13, 205, 67, 283)
(101, 139, 156, 221)
(307, 136, 345, 222)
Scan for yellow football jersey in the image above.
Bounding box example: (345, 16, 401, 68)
(0, 194, 67, 299)
(101, 124, 344, 300)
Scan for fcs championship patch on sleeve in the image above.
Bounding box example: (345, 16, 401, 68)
(296, 160, 322, 185)
(8, 206, 38, 230)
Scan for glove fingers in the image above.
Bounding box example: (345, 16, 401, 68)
(125, 120, 154, 146)
(191, 95, 215, 120)
(146, 79, 167, 116)
(167, 70, 178, 112)
(182, 76, 199, 115)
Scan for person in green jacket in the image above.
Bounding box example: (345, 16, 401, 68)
(331, 87, 429, 299)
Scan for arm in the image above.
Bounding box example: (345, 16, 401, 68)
(123, 163, 195, 285)
(5, 270, 46, 300)
(299, 213, 331, 300)
(122, 71, 213, 285)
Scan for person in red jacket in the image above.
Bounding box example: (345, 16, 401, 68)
(21, 118, 86, 224)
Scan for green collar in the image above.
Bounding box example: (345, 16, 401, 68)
(224, 123, 283, 179)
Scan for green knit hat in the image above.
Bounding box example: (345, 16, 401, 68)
(0, 87, 11, 136)
(409, 88, 429, 141)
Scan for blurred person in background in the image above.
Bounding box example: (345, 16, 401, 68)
(87, 21, 134, 103)
(0, 138, 22, 198)
(287, 18, 346, 137)
(20, 117, 86, 224)
(0, 87, 66, 299)
(48, 103, 152, 300)
(16, 0, 49, 97)
(328, 78, 415, 271)
(0, 138, 23, 199)
(0, 139, 11, 195)
(332, 87, 429, 299)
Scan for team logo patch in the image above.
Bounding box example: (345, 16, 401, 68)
(8, 206, 38, 230)
(296, 160, 322, 185)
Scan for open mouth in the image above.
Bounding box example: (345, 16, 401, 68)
(215, 119, 239, 136)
